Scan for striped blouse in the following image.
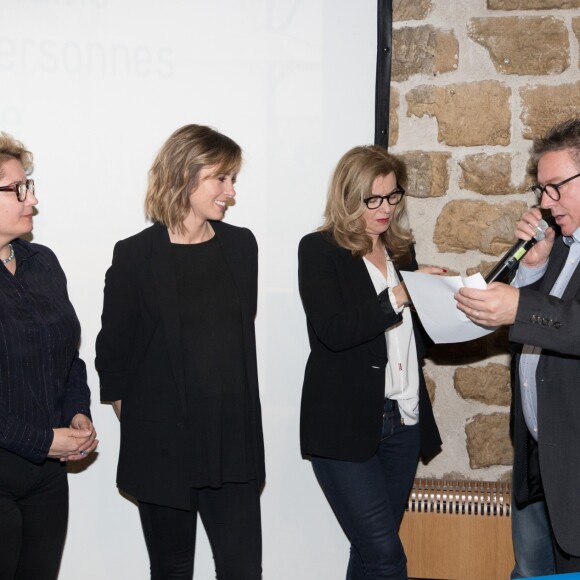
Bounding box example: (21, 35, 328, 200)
(0, 238, 91, 464)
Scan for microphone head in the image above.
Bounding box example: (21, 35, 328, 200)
(534, 219, 548, 242)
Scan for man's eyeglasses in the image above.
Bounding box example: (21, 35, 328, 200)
(363, 186, 405, 210)
(532, 172, 580, 202)
(0, 179, 35, 202)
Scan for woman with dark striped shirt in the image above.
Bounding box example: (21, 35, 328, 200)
(0, 133, 98, 580)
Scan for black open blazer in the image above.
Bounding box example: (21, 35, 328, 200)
(96, 221, 265, 510)
(298, 231, 441, 462)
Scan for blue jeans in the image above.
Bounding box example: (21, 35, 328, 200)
(311, 399, 420, 580)
(511, 495, 555, 578)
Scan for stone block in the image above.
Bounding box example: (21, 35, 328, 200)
(434, 200, 527, 255)
(425, 372, 436, 404)
(468, 17, 569, 75)
(399, 151, 451, 198)
(455, 363, 511, 406)
(438, 470, 512, 483)
(573, 17, 580, 65)
(520, 82, 580, 140)
(393, 25, 458, 82)
(466, 412, 513, 469)
(393, 0, 433, 21)
(459, 153, 531, 195)
(488, 0, 580, 8)
(406, 81, 511, 146)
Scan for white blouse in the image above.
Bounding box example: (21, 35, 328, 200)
(363, 254, 420, 426)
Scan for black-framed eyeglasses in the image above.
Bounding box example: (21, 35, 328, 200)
(363, 186, 405, 210)
(0, 179, 35, 202)
(531, 172, 580, 202)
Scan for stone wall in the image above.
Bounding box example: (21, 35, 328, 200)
(390, 0, 580, 481)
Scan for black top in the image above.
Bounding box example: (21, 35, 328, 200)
(96, 222, 265, 510)
(172, 237, 255, 487)
(0, 239, 91, 464)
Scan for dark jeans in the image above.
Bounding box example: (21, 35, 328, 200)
(311, 399, 420, 580)
(511, 494, 555, 578)
(0, 449, 69, 580)
(138, 481, 262, 580)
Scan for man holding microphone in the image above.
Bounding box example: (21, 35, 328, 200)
(455, 117, 580, 574)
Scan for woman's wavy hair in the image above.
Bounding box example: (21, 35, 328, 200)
(145, 124, 242, 234)
(0, 132, 33, 177)
(320, 145, 413, 264)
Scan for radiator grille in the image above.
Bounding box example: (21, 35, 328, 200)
(400, 478, 513, 580)
(406, 478, 511, 517)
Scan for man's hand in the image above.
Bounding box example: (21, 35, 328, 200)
(455, 282, 520, 327)
(516, 209, 556, 268)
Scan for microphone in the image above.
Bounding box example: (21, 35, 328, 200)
(484, 219, 548, 283)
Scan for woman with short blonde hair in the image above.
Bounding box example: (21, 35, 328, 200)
(97, 124, 264, 580)
(145, 124, 242, 234)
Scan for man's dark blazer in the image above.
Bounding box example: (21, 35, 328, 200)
(95, 221, 265, 510)
(511, 235, 580, 557)
(298, 231, 441, 462)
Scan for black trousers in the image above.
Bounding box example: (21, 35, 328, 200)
(138, 481, 262, 580)
(0, 449, 69, 580)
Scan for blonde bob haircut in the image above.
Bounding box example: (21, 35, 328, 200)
(145, 124, 242, 234)
(321, 145, 413, 264)
(0, 132, 33, 178)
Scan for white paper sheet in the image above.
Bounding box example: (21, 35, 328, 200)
(400, 271, 497, 344)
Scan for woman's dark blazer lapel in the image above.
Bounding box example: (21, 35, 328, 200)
(150, 224, 188, 413)
(347, 249, 426, 359)
(332, 244, 427, 359)
(341, 251, 390, 358)
(350, 250, 382, 302)
(211, 220, 255, 319)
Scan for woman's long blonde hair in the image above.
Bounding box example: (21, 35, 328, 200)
(320, 145, 413, 264)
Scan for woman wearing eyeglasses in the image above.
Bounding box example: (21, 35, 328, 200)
(0, 133, 97, 580)
(298, 145, 443, 580)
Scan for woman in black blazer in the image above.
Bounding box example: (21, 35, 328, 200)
(298, 145, 443, 580)
(96, 125, 264, 580)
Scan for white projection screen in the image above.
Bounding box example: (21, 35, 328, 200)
(1, 1, 376, 578)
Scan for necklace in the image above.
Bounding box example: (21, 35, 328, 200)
(2, 243, 15, 265)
